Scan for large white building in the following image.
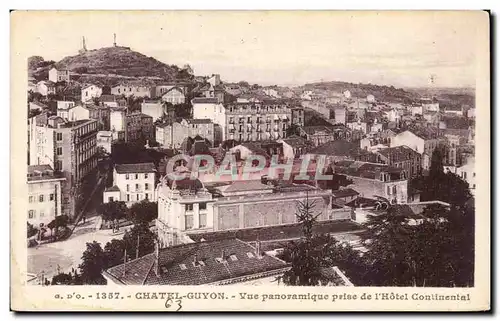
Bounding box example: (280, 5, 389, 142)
(48, 67, 70, 83)
(192, 98, 227, 140)
(103, 163, 157, 206)
(81, 84, 103, 103)
(27, 165, 65, 226)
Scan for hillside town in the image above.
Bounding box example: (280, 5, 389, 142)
(26, 37, 476, 287)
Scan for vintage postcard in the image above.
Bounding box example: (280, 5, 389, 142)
(10, 10, 490, 311)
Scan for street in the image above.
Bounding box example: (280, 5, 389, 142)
(27, 216, 126, 280)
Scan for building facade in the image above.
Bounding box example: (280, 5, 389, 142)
(48, 68, 70, 83)
(103, 163, 156, 205)
(81, 85, 103, 103)
(161, 87, 186, 105)
(141, 100, 165, 121)
(124, 112, 154, 144)
(111, 84, 151, 98)
(28, 117, 99, 217)
(27, 165, 65, 226)
(156, 118, 215, 149)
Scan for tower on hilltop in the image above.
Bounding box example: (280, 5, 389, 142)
(113, 33, 117, 47)
(79, 36, 88, 54)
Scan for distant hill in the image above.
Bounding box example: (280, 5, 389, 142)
(29, 46, 192, 83)
(302, 81, 419, 103)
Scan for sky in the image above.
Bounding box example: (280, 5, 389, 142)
(16, 11, 486, 88)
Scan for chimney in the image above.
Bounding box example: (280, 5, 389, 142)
(221, 250, 226, 261)
(255, 240, 262, 258)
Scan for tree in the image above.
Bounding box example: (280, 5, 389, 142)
(51, 273, 73, 285)
(47, 215, 69, 240)
(123, 222, 156, 259)
(27, 222, 38, 238)
(104, 239, 127, 268)
(127, 200, 158, 225)
(78, 241, 107, 285)
(413, 149, 472, 209)
(281, 197, 328, 286)
(97, 201, 127, 223)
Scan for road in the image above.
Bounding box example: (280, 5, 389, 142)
(27, 216, 126, 281)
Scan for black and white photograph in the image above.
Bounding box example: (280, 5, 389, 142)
(11, 10, 490, 311)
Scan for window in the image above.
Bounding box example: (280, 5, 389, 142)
(473, 172, 476, 177)
(137, 194, 140, 201)
(39, 195, 44, 202)
(56, 147, 62, 155)
(199, 213, 207, 228)
(144, 173, 148, 179)
(199, 202, 207, 210)
(127, 194, 130, 202)
(56, 133, 63, 141)
(463, 172, 467, 180)
(145, 193, 149, 200)
(472, 184, 476, 189)
(29, 196, 34, 203)
(126, 184, 129, 192)
(135, 183, 139, 191)
(125, 174, 129, 180)
(108, 197, 114, 202)
(185, 204, 193, 211)
(49, 194, 54, 201)
(145, 183, 149, 190)
(55, 160, 62, 171)
(387, 186, 391, 195)
(392, 186, 397, 195)
(185, 214, 193, 230)
(135, 174, 139, 179)
(28, 210, 35, 219)
(40, 211, 44, 218)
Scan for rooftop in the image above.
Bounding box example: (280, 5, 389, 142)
(188, 219, 363, 243)
(216, 180, 274, 195)
(332, 188, 360, 199)
(308, 140, 366, 157)
(104, 238, 289, 285)
(115, 162, 156, 174)
(104, 185, 121, 192)
(334, 160, 404, 180)
(377, 145, 421, 162)
(192, 97, 220, 104)
(27, 165, 65, 182)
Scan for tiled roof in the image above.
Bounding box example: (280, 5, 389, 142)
(28, 164, 53, 174)
(217, 180, 273, 194)
(332, 188, 360, 199)
(282, 136, 310, 149)
(377, 145, 420, 162)
(308, 140, 363, 157)
(105, 185, 121, 192)
(99, 95, 116, 102)
(104, 238, 289, 285)
(334, 160, 403, 180)
(186, 118, 213, 125)
(115, 163, 156, 174)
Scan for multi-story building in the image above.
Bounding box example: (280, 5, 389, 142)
(109, 106, 127, 140)
(333, 160, 409, 204)
(28, 116, 98, 217)
(87, 104, 110, 131)
(156, 118, 216, 149)
(27, 165, 65, 226)
(36, 81, 56, 96)
(81, 84, 103, 103)
(124, 111, 154, 144)
(161, 87, 186, 105)
(374, 145, 422, 178)
(390, 129, 444, 170)
(111, 84, 151, 98)
(48, 67, 70, 83)
(96, 131, 113, 154)
(141, 100, 165, 121)
(225, 101, 292, 141)
(291, 106, 305, 127)
(58, 105, 90, 122)
(103, 162, 156, 205)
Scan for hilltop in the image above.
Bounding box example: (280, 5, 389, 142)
(29, 46, 192, 83)
(302, 81, 420, 103)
